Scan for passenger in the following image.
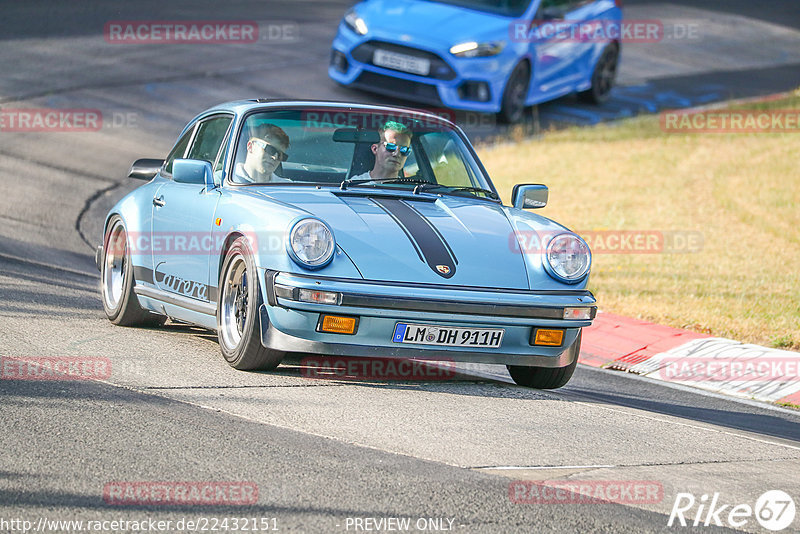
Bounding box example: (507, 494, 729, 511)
(351, 120, 412, 181)
(234, 123, 291, 183)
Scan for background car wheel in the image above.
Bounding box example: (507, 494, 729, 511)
(579, 43, 619, 104)
(507, 331, 582, 389)
(498, 62, 530, 124)
(101, 216, 166, 327)
(217, 237, 286, 371)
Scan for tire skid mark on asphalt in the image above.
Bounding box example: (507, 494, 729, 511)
(472, 456, 800, 471)
(556, 398, 800, 452)
(0, 149, 114, 184)
(0, 251, 97, 279)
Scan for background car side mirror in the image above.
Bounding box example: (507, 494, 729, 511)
(172, 158, 215, 188)
(512, 184, 548, 209)
(128, 158, 164, 181)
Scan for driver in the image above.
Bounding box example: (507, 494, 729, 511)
(351, 121, 412, 181)
(234, 123, 291, 183)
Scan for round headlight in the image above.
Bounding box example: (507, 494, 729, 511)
(287, 218, 335, 269)
(544, 233, 591, 283)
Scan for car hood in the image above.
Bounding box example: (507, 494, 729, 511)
(358, 0, 513, 49)
(254, 188, 533, 289)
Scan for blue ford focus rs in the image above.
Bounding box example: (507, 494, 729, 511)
(98, 100, 595, 388)
(329, 0, 622, 122)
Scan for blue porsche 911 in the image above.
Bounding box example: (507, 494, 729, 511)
(329, 0, 622, 122)
(98, 100, 596, 388)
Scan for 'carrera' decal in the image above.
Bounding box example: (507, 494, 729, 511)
(133, 265, 213, 302)
(372, 198, 457, 278)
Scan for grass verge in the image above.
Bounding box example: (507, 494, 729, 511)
(478, 90, 800, 350)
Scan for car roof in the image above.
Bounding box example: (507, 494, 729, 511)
(201, 99, 458, 128)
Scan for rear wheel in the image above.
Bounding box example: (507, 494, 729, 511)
(507, 331, 581, 389)
(217, 237, 286, 370)
(498, 62, 530, 124)
(101, 217, 166, 327)
(579, 43, 619, 104)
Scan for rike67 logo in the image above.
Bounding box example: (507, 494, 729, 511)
(669, 490, 796, 531)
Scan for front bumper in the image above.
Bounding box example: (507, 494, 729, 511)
(329, 31, 513, 114)
(259, 270, 596, 367)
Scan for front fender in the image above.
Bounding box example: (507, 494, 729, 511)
(211, 188, 363, 302)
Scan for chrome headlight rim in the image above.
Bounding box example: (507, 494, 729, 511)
(286, 217, 336, 270)
(543, 232, 591, 284)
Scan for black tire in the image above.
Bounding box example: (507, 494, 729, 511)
(579, 43, 619, 104)
(498, 62, 530, 124)
(507, 331, 582, 389)
(217, 237, 286, 371)
(100, 216, 166, 327)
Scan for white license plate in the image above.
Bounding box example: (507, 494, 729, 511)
(392, 323, 504, 348)
(373, 49, 430, 76)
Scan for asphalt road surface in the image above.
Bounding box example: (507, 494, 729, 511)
(1, 1, 799, 533)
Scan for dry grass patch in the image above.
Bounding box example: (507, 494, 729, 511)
(478, 91, 800, 350)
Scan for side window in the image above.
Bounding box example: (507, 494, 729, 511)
(186, 115, 233, 166)
(163, 126, 194, 175)
(418, 132, 477, 188)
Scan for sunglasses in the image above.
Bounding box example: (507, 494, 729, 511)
(252, 138, 289, 162)
(383, 142, 412, 156)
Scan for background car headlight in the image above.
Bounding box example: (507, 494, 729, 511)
(288, 218, 335, 269)
(544, 233, 591, 283)
(450, 41, 506, 58)
(343, 9, 368, 35)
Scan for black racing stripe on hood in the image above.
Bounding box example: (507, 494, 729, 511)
(371, 197, 457, 278)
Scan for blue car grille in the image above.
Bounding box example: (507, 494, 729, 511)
(354, 71, 443, 106)
(352, 41, 456, 81)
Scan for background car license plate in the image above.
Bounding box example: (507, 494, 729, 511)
(373, 49, 430, 76)
(392, 323, 504, 348)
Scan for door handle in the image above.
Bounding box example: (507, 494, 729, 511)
(152, 196, 165, 207)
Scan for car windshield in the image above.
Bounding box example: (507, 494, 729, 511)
(231, 108, 498, 200)
(421, 0, 532, 17)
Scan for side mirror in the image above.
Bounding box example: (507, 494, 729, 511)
(172, 159, 215, 189)
(128, 159, 164, 181)
(512, 184, 548, 209)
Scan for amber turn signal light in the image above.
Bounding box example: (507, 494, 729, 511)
(533, 328, 564, 346)
(317, 315, 358, 335)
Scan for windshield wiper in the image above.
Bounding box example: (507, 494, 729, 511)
(412, 183, 499, 200)
(340, 177, 430, 190)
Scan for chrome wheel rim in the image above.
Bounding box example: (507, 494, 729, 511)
(220, 254, 248, 351)
(103, 221, 127, 311)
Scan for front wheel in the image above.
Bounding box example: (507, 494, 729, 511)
(507, 331, 581, 389)
(217, 237, 286, 371)
(498, 63, 530, 124)
(579, 44, 619, 104)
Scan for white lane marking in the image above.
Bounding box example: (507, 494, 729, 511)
(476, 465, 615, 470)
